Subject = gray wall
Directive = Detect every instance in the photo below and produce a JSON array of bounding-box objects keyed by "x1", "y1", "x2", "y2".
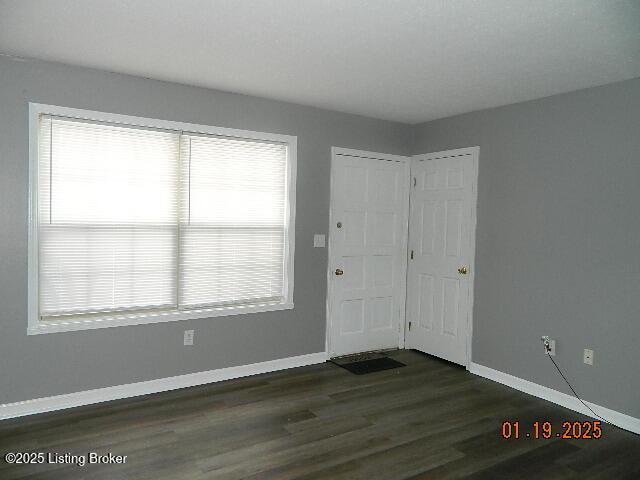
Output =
[
  {"x1": 412, "y1": 78, "x2": 640, "y2": 418},
  {"x1": 0, "y1": 56, "x2": 412, "y2": 404}
]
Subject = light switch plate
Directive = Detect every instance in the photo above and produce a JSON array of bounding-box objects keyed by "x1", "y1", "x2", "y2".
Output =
[{"x1": 313, "y1": 234, "x2": 326, "y2": 248}]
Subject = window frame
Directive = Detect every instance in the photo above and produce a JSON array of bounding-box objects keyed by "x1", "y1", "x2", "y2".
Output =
[{"x1": 27, "y1": 103, "x2": 296, "y2": 335}]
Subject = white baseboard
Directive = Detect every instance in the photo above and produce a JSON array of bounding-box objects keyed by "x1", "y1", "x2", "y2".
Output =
[
  {"x1": 0, "y1": 352, "x2": 328, "y2": 421},
  {"x1": 469, "y1": 362, "x2": 640, "y2": 435}
]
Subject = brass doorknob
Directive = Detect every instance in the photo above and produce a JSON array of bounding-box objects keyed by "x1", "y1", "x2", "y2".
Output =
[
  {"x1": 458, "y1": 266, "x2": 468, "y2": 275},
  {"x1": 335, "y1": 268, "x2": 344, "y2": 276}
]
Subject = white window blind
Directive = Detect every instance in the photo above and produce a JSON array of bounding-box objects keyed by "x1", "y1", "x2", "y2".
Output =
[
  {"x1": 179, "y1": 135, "x2": 287, "y2": 309},
  {"x1": 36, "y1": 113, "x2": 291, "y2": 326}
]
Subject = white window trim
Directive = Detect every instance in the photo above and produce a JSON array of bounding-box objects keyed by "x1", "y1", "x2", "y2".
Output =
[{"x1": 27, "y1": 103, "x2": 297, "y2": 335}]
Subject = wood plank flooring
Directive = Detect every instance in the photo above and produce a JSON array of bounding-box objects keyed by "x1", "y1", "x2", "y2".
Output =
[{"x1": 1, "y1": 350, "x2": 639, "y2": 479}]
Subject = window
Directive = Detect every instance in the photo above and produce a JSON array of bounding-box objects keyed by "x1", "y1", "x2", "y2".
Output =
[{"x1": 28, "y1": 104, "x2": 296, "y2": 334}]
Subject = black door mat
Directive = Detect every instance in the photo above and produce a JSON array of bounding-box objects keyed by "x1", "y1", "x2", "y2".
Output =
[{"x1": 331, "y1": 354, "x2": 406, "y2": 375}]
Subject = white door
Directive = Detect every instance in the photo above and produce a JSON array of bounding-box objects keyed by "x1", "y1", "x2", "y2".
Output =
[
  {"x1": 328, "y1": 148, "x2": 410, "y2": 357},
  {"x1": 405, "y1": 147, "x2": 478, "y2": 366}
]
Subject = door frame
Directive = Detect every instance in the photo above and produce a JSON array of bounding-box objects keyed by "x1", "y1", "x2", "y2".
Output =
[
  {"x1": 409, "y1": 146, "x2": 479, "y2": 369},
  {"x1": 325, "y1": 147, "x2": 411, "y2": 357}
]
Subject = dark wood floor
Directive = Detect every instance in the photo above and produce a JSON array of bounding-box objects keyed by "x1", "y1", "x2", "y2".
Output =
[{"x1": 1, "y1": 350, "x2": 639, "y2": 479}]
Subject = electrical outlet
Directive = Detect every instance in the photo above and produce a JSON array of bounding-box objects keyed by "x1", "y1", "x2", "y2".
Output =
[
  {"x1": 547, "y1": 339, "x2": 556, "y2": 356},
  {"x1": 541, "y1": 336, "x2": 555, "y2": 356},
  {"x1": 183, "y1": 329, "x2": 194, "y2": 346},
  {"x1": 583, "y1": 348, "x2": 594, "y2": 365}
]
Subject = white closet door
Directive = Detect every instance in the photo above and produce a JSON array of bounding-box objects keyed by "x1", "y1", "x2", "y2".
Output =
[
  {"x1": 406, "y1": 148, "x2": 478, "y2": 366},
  {"x1": 328, "y1": 150, "x2": 410, "y2": 357}
]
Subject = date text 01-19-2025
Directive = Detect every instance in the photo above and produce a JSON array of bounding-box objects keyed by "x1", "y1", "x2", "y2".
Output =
[{"x1": 501, "y1": 421, "x2": 603, "y2": 440}]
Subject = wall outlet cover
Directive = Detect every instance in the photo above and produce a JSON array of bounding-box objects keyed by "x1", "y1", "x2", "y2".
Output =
[
  {"x1": 541, "y1": 336, "x2": 555, "y2": 356},
  {"x1": 547, "y1": 339, "x2": 556, "y2": 356},
  {"x1": 584, "y1": 348, "x2": 594, "y2": 365},
  {"x1": 184, "y1": 330, "x2": 194, "y2": 346}
]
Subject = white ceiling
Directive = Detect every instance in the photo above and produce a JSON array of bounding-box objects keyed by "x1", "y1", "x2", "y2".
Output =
[{"x1": 1, "y1": 0, "x2": 639, "y2": 123}]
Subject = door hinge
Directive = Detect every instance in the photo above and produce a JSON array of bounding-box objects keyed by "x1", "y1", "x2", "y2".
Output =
[
  {"x1": 410, "y1": 250, "x2": 414, "y2": 260},
  {"x1": 408, "y1": 321, "x2": 412, "y2": 331},
  {"x1": 413, "y1": 177, "x2": 417, "y2": 187}
]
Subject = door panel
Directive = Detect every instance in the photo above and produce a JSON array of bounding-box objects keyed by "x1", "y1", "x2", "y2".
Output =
[
  {"x1": 406, "y1": 148, "x2": 477, "y2": 366},
  {"x1": 328, "y1": 151, "x2": 409, "y2": 357}
]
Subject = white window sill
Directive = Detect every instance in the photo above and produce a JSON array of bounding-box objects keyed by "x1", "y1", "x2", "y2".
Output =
[{"x1": 27, "y1": 302, "x2": 294, "y2": 335}]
